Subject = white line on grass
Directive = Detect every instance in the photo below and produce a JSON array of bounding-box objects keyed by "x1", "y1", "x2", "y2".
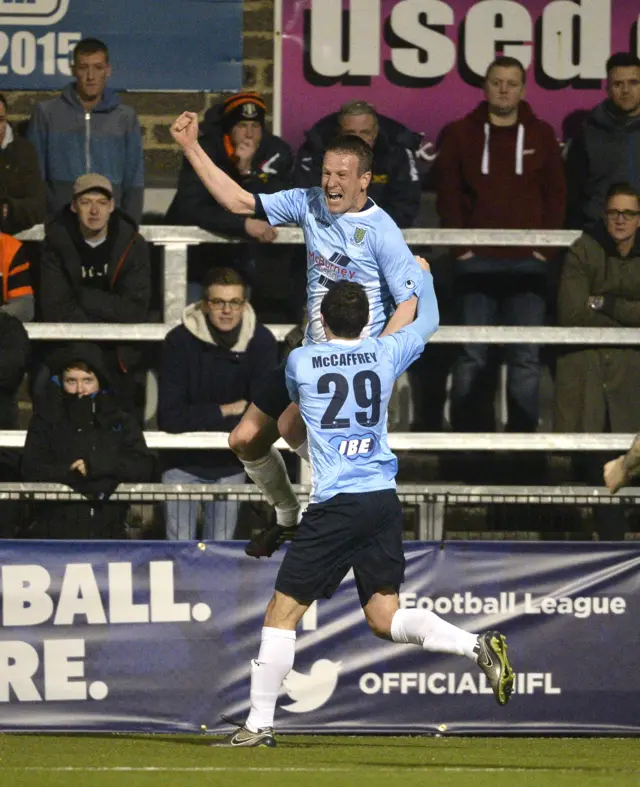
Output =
[
  {"x1": 13, "y1": 768, "x2": 347, "y2": 773},
  {"x1": 8, "y1": 766, "x2": 636, "y2": 775}
]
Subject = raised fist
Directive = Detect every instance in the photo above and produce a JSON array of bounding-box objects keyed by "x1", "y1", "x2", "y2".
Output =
[{"x1": 171, "y1": 111, "x2": 199, "y2": 149}]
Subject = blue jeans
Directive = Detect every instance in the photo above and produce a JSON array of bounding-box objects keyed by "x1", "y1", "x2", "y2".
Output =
[
  {"x1": 162, "y1": 467, "x2": 246, "y2": 540},
  {"x1": 450, "y1": 268, "x2": 547, "y2": 432}
]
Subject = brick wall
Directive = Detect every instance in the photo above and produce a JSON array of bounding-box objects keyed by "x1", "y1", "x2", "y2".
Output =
[{"x1": 5, "y1": 0, "x2": 275, "y2": 187}]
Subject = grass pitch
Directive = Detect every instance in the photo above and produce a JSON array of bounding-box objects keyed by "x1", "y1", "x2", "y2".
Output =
[{"x1": 0, "y1": 734, "x2": 638, "y2": 787}]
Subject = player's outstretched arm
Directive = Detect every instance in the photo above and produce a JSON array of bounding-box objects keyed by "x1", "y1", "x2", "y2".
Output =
[
  {"x1": 381, "y1": 295, "x2": 417, "y2": 337},
  {"x1": 170, "y1": 112, "x2": 256, "y2": 215},
  {"x1": 604, "y1": 433, "x2": 640, "y2": 494},
  {"x1": 380, "y1": 256, "x2": 429, "y2": 337},
  {"x1": 408, "y1": 259, "x2": 439, "y2": 343}
]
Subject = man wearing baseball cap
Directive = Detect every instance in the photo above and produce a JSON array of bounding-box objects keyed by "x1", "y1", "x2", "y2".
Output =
[
  {"x1": 37, "y1": 172, "x2": 151, "y2": 416},
  {"x1": 73, "y1": 173, "x2": 113, "y2": 201},
  {"x1": 166, "y1": 92, "x2": 298, "y2": 319}
]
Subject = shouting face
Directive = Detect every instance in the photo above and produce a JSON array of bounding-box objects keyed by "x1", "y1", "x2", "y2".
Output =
[{"x1": 321, "y1": 150, "x2": 371, "y2": 214}]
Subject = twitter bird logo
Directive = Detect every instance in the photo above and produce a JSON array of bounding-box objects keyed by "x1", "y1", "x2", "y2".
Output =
[{"x1": 281, "y1": 659, "x2": 341, "y2": 713}]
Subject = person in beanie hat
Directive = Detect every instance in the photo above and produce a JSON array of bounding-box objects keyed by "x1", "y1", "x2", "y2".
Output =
[
  {"x1": 165, "y1": 92, "x2": 297, "y2": 318},
  {"x1": 220, "y1": 92, "x2": 267, "y2": 131},
  {"x1": 219, "y1": 93, "x2": 268, "y2": 181},
  {"x1": 167, "y1": 91, "x2": 287, "y2": 240}
]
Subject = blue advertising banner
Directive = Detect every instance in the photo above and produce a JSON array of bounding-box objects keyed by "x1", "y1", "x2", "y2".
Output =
[
  {"x1": 0, "y1": 541, "x2": 638, "y2": 735},
  {"x1": 0, "y1": 0, "x2": 242, "y2": 90}
]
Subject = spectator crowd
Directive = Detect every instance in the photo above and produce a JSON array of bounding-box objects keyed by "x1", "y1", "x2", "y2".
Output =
[{"x1": 1, "y1": 38, "x2": 640, "y2": 541}]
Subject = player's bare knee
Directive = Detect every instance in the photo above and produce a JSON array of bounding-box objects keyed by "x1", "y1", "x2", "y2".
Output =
[
  {"x1": 230, "y1": 407, "x2": 280, "y2": 460},
  {"x1": 228, "y1": 423, "x2": 251, "y2": 457},
  {"x1": 364, "y1": 590, "x2": 398, "y2": 639},
  {"x1": 229, "y1": 421, "x2": 266, "y2": 460},
  {"x1": 365, "y1": 613, "x2": 393, "y2": 640},
  {"x1": 363, "y1": 605, "x2": 393, "y2": 639}
]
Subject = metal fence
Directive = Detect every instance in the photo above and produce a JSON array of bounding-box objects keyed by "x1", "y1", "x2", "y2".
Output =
[{"x1": 2, "y1": 483, "x2": 639, "y2": 542}]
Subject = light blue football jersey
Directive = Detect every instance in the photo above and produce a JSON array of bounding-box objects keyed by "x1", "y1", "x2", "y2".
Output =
[
  {"x1": 258, "y1": 187, "x2": 422, "y2": 344},
  {"x1": 286, "y1": 269, "x2": 439, "y2": 504}
]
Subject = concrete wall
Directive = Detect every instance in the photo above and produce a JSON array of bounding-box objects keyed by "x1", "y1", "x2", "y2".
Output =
[{"x1": 4, "y1": 0, "x2": 276, "y2": 188}]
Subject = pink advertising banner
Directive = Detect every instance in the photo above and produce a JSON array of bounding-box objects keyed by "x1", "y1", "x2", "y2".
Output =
[{"x1": 278, "y1": 0, "x2": 640, "y2": 164}]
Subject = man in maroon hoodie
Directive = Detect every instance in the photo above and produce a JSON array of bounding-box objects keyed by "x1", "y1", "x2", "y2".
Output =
[{"x1": 436, "y1": 56, "x2": 566, "y2": 433}]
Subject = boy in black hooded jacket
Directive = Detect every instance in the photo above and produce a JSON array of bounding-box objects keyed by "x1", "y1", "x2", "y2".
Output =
[{"x1": 22, "y1": 342, "x2": 154, "y2": 538}]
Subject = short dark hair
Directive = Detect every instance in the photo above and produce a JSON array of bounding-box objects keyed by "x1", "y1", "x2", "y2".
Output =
[
  {"x1": 325, "y1": 134, "x2": 373, "y2": 176},
  {"x1": 606, "y1": 182, "x2": 640, "y2": 205},
  {"x1": 73, "y1": 38, "x2": 109, "y2": 64},
  {"x1": 321, "y1": 281, "x2": 369, "y2": 339},
  {"x1": 0, "y1": 94, "x2": 7, "y2": 114},
  {"x1": 202, "y1": 266, "x2": 247, "y2": 293},
  {"x1": 606, "y1": 52, "x2": 640, "y2": 75},
  {"x1": 62, "y1": 361, "x2": 93, "y2": 375},
  {"x1": 485, "y1": 56, "x2": 526, "y2": 85}
]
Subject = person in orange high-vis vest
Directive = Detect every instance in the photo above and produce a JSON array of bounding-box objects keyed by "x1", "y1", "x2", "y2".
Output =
[{"x1": 0, "y1": 232, "x2": 34, "y2": 322}]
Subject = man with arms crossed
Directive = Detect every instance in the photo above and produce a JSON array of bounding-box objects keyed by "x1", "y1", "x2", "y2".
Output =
[
  {"x1": 171, "y1": 112, "x2": 422, "y2": 534},
  {"x1": 215, "y1": 259, "x2": 514, "y2": 747}
]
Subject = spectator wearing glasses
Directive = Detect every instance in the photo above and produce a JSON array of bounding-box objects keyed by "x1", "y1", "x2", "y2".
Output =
[
  {"x1": 158, "y1": 266, "x2": 278, "y2": 540},
  {"x1": 566, "y1": 52, "x2": 640, "y2": 230},
  {"x1": 555, "y1": 182, "x2": 640, "y2": 538}
]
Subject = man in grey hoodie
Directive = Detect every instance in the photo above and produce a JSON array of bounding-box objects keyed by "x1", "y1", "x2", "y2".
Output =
[
  {"x1": 27, "y1": 37, "x2": 144, "y2": 222},
  {"x1": 566, "y1": 52, "x2": 640, "y2": 230}
]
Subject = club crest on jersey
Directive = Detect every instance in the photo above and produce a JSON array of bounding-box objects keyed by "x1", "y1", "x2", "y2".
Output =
[{"x1": 353, "y1": 227, "x2": 367, "y2": 245}]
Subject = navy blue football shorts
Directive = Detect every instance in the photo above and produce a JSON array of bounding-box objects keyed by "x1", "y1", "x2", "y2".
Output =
[
  {"x1": 275, "y1": 488, "x2": 405, "y2": 608},
  {"x1": 252, "y1": 361, "x2": 291, "y2": 421}
]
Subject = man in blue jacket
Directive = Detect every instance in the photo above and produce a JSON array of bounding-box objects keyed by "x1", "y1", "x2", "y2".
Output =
[
  {"x1": 158, "y1": 266, "x2": 278, "y2": 540},
  {"x1": 28, "y1": 38, "x2": 144, "y2": 222}
]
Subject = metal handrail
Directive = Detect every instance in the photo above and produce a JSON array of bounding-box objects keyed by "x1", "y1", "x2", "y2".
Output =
[
  {"x1": 0, "y1": 482, "x2": 634, "y2": 503},
  {"x1": 17, "y1": 225, "x2": 582, "y2": 246},
  {"x1": 0, "y1": 431, "x2": 635, "y2": 451},
  {"x1": 23, "y1": 323, "x2": 640, "y2": 345},
  {"x1": 19, "y1": 224, "x2": 632, "y2": 344}
]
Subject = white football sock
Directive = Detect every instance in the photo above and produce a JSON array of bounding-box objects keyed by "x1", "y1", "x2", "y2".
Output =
[
  {"x1": 241, "y1": 446, "x2": 300, "y2": 526},
  {"x1": 246, "y1": 627, "x2": 296, "y2": 732},
  {"x1": 390, "y1": 608, "x2": 478, "y2": 661},
  {"x1": 294, "y1": 440, "x2": 309, "y2": 463}
]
